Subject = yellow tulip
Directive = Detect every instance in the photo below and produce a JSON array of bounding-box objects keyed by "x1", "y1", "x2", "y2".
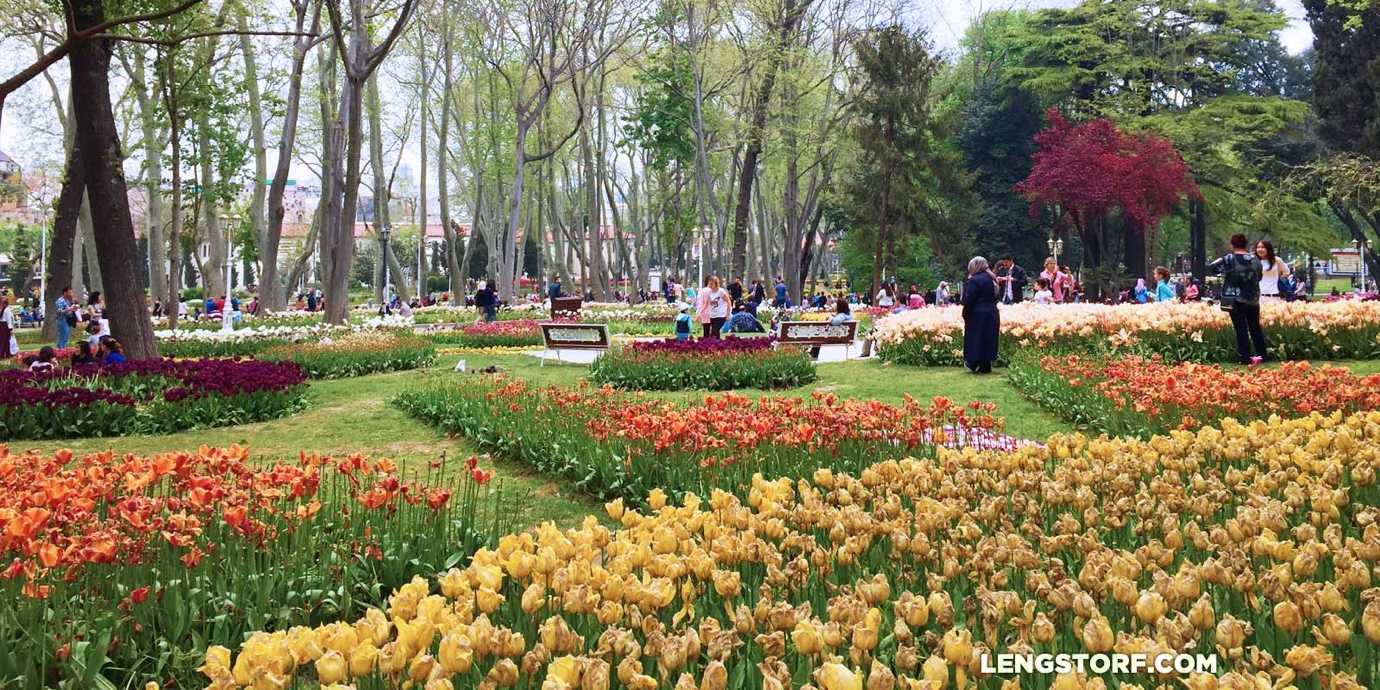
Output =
[
  {"x1": 548, "y1": 655, "x2": 582, "y2": 686},
  {"x1": 816, "y1": 662, "x2": 863, "y2": 690},
  {"x1": 314, "y1": 651, "x2": 348, "y2": 685},
  {"x1": 438, "y1": 633, "x2": 474, "y2": 674}
]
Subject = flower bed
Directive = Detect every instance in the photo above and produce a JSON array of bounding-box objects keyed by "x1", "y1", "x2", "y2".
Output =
[
  {"x1": 259, "y1": 332, "x2": 437, "y2": 379},
  {"x1": 1010, "y1": 354, "x2": 1380, "y2": 437},
  {"x1": 589, "y1": 337, "x2": 816, "y2": 391},
  {"x1": 425, "y1": 319, "x2": 546, "y2": 348},
  {"x1": 209, "y1": 410, "x2": 1380, "y2": 690},
  {"x1": 0, "y1": 445, "x2": 498, "y2": 686},
  {"x1": 0, "y1": 358, "x2": 309, "y2": 439},
  {"x1": 155, "y1": 315, "x2": 414, "y2": 358},
  {"x1": 394, "y1": 376, "x2": 1003, "y2": 503},
  {"x1": 875, "y1": 300, "x2": 1380, "y2": 366}
]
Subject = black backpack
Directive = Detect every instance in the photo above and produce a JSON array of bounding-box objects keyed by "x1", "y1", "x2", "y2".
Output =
[{"x1": 1220, "y1": 254, "x2": 1258, "y2": 310}]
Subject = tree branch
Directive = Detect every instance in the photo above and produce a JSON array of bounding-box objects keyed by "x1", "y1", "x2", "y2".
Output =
[{"x1": 94, "y1": 29, "x2": 319, "y2": 46}]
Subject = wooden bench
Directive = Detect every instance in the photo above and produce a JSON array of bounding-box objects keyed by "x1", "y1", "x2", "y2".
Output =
[
  {"x1": 535, "y1": 322, "x2": 609, "y2": 366},
  {"x1": 776, "y1": 320, "x2": 859, "y2": 362},
  {"x1": 551, "y1": 296, "x2": 583, "y2": 319}
]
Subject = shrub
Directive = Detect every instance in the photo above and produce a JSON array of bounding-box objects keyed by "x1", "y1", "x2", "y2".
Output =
[
  {"x1": 588, "y1": 337, "x2": 816, "y2": 390},
  {"x1": 0, "y1": 358, "x2": 309, "y2": 439},
  {"x1": 259, "y1": 333, "x2": 436, "y2": 379},
  {"x1": 394, "y1": 375, "x2": 1008, "y2": 503}
]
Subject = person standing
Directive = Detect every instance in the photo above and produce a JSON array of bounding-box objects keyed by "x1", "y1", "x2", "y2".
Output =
[
  {"x1": 961, "y1": 257, "x2": 1000, "y2": 374},
  {"x1": 0, "y1": 293, "x2": 14, "y2": 358},
  {"x1": 474, "y1": 281, "x2": 498, "y2": 322},
  {"x1": 547, "y1": 275, "x2": 563, "y2": 301},
  {"x1": 728, "y1": 277, "x2": 744, "y2": 303},
  {"x1": 875, "y1": 284, "x2": 895, "y2": 309},
  {"x1": 696, "y1": 276, "x2": 730, "y2": 338},
  {"x1": 54, "y1": 286, "x2": 79, "y2": 348},
  {"x1": 1154, "y1": 267, "x2": 1176, "y2": 303},
  {"x1": 773, "y1": 277, "x2": 789, "y2": 308},
  {"x1": 1210, "y1": 234, "x2": 1267, "y2": 364},
  {"x1": 935, "y1": 281, "x2": 950, "y2": 306},
  {"x1": 1039, "y1": 258, "x2": 1071, "y2": 303},
  {"x1": 993, "y1": 257, "x2": 1027, "y2": 304},
  {"x1": 1256, "y1": 240, "x2": 1290, "y2": 300}
]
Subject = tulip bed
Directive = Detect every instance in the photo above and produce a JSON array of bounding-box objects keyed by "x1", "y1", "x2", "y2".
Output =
[
  {"x1": 1009, "y1": 354, "x2": 1380, "y2": 437},
  {"x1": 875, "y1": 301, "x2": 1380, "y2": 366},
  {"x1": 0, "y1": 358, "x2": 309, "y2": 440},
  {"x1": 207, "y1": 410, "x2": 1380, "y2": 690},
  {"x1": 393, "y1": 376, "x2": 1003, "y2": 504},
  {"x1": 0, "y1": 445, "x2": 502, "y2": 688},
  {"x1": 588, "y1": 338, "x2": 816, "y2": 391},
  {"x1": 425, "y1": 320, "x2": 546, "y2": 348},
  {"x1": 259, "y1": 333, "x2": 437, "y2": 379},
  {"x1": 155, "y1": 316, "x2": 415, "y2": 358}
]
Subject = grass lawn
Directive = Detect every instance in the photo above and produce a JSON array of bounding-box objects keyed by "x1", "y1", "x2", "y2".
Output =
[{"x1": 13, "y1": 350, "x2": 1380, "y2": 530}]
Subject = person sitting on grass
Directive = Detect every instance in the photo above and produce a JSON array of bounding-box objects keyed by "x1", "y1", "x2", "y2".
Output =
[
  {"x1": 100, "y1": 336, "x2": 127, "y2": 365},
  {"x1": 674, "y1": 304, "x2": 693, "y2": 341},
  {"x1": 720, "y1": 302, "x2": 765, "y2": 335},
  {"x1": 29, "y1": 346, "x2": 57, "y2": 373},
  {"x1": 70, "y1": 341, "x2": 98, "y2": 366}
]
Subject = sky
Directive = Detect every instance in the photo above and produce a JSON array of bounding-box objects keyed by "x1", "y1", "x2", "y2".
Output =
[{"x1": 0, "y1": 0, "x2": 1317, "y2": 175}]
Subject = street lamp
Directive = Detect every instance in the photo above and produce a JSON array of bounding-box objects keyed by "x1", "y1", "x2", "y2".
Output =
[
  {"x1": 693, "y1": 226, "x2": 709, "y2": 289},
  {"x1": 380, "y1": 225, "x2": 391, "y2": 310},
  {"x1": 1047, "y1": 236, "x2": 1064, "y2": 267},
  {"x1": 219, "y1": 214, "x2": 240, "y2": 333},
  {"x1": 1354, "y1": 238, "x2": 1370, "y2": 293}
]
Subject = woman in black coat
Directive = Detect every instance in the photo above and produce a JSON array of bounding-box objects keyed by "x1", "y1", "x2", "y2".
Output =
[{"x1": 961, "y1": 256, "x2": 1000, "y2": 373}]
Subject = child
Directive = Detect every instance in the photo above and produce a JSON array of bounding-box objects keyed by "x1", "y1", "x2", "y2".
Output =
[
  {"x1": 29, "y1": 346, "x2": 56, "y2": 373},
  {"x1": 1032, "y1": 278, "x2": 1055, "y2": 305},
  {"x1": 674, "y1": 304, "x2": 693, "y2": 341},
  {"x1": 71, "y1": 341, "x2": 98, "y2": 366},
  {"x1": 1154, "y1": 266, "x2": 1176, "y2": 303}
]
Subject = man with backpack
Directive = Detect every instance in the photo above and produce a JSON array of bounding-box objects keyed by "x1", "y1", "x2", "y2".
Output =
[{"x1": 1209, "y1": 233, "x2": 1268, "y2": 364}]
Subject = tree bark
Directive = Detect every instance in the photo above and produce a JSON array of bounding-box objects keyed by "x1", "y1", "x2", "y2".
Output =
[
  {"x1": 69, "y1": 0, "x2": 158, "y2": 358},
  {"x1": 239, "y1": 12, "x2": 269, "y2": 297},
  {"x1": 43, "y1": 138, "x2": 84, "y2": 341},
  {"x1": 728, "y1": 0, "x2": 804, "y2": 279},
  {"x1": 261, "y1": 2, "x2": 317, "y2": 311},
  {"x1": 126, "y1": 47, "x2": 167, "y2": 306},
  {"x1": 437, "y1": 29, "x2": 464, "y2": 303}
]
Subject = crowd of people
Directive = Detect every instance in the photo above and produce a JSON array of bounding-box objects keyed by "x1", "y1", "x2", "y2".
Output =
[{"x1": 957, "y1": 234, "x2": 1315, "y2": 374}]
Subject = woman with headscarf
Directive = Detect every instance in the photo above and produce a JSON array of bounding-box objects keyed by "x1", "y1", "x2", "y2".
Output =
[{"x1": 961, "y1": 257, "x2": 1000, "y2": 374}]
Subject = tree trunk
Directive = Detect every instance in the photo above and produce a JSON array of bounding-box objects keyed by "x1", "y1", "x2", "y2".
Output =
[
  {"x1": 69, "y1": 1, "x2": 158, "y2": 358},
  {"x1": 1189, "y1": 197, "x2": 1207, "y2": 283},
  {"x1": 127, "y1": 47, "x2": 167, "y2": 306},
  {"x1": 195, "y1": 115, "x2": 228, "y2": 298},
  {"x1": 78, "y1": 200, "x2": 100, "y2": 293},
  {"x1": 728, "y1": 0, "x2": 803, "y2": 279},
  {"x1": 43, "y1": 138, "x2": 84, "y2": 341},
  {"x1": 366, "y1": 72, "x2": 411, "y2": 304},
  {"x1": 239, "y1": 12, "x2": 269, "y2": 297},
  {"x1": 261, "y1": 4, "x2": 316, "y2": 312},
  {"x1": 437, "y1": 31, "x2": 464, "y2": 304}
]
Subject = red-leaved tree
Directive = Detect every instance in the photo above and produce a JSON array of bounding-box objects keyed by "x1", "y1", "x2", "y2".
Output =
[{"x1": 1016, "y1": 110, "x2": 1199, "y2": 298}]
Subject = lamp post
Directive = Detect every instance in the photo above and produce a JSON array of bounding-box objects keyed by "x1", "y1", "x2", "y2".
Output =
[
  {"x1": 693, "y1": 226, "x2": 708, "y2": 289},
  {"x1": 219, "y1": 214, "x2": 240, "y2": 333},
  {"x1": 380, "y1": 225, "x2": 391, "y2": 309},
  {"x1": 1047, "y1": 236, "x2": 1064, "y2": 268},
  {"x1": 1355, "y1": 238, "x2": 1370, "y2": 293}
]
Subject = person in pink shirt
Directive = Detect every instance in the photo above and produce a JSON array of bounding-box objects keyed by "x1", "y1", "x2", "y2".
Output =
[{"x1": 1039, "y1": 257, "x2": 1072, "y2": 303}]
